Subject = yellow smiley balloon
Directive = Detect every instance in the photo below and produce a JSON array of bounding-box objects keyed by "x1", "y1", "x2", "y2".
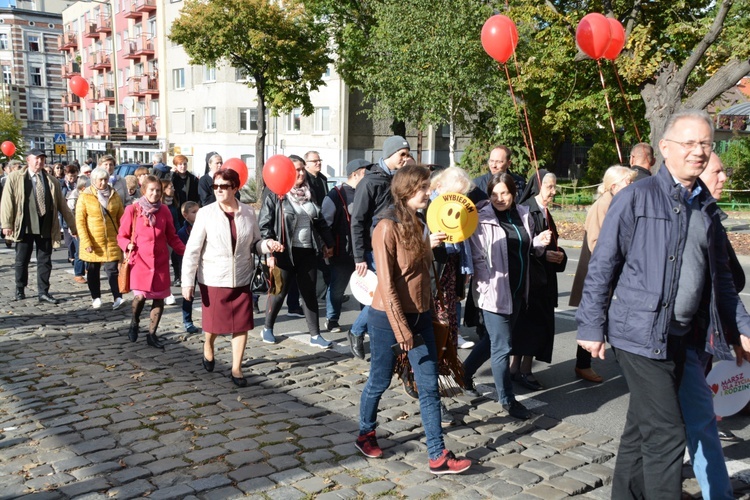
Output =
[{"x1": 426, "y1": 193, "x2": 479, "y2": 243}]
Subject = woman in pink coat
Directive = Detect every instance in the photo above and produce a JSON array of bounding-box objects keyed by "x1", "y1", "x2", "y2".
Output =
[{"x1": 118, "y1": 175, "x2": 185, "y2": 348}]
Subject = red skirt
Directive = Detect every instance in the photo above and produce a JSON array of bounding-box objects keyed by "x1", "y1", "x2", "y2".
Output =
[{"x1": 199, "y1": 283, "x2": 254, "y2": 334}]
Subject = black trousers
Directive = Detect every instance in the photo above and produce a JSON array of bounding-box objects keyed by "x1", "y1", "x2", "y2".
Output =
[
  {"x1": 15, "y1": 233, "x2": 53, "y2": 294},
  {"x1": 612, "y1": 337, "x2": 687, "y2": 500},
  {"x1": 86, "y1": 261, "x2": 121, "y2": 300},
  {"x1": 265, "y1": 247, "x2": 320, "y2": 336}
]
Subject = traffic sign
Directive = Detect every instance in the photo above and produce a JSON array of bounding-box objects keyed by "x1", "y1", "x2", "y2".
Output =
[
  {"x1": 54, "y1": 144, "x2": 67, "y2": 155},
  {"x1": 53, "y1": 133, "x2": 67, "y2": 145}
]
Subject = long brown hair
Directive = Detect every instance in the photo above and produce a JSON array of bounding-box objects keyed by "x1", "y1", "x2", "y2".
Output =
[{"x1": 389, "y1": 164, "x2": 430, "y2": 260}]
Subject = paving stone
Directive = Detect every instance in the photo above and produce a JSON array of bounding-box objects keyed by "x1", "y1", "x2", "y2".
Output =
[
  {"x1": 564, "y1": 469, "x2": 604, "y2": 488},
  {"x1": 110, "y1": 466, "x2": 152, "y2": 483},
  {"x1": 520, "y1": 460, "x2": 568, "y2": 479},
  {"x1": 23, "y1": 472, "x2": 76, "y2": 490},
  {"x1": 491, "y1": 453, "x2": 532, "y2": 468},
  {"x1": 545, "y1": 453, "x2": 586, "y2": 471},
  {"x1": 565, "y1": 445, "x2": 615, "y2": 465},
  {"x1": 70, "y1": 461, "x2": 123, "y2": 480},
  {"x1": 184, "y1": 446, "x2": 226, "y2": 463},
  {"x1": 262, "y1": 442, "x2": 299, "y2": 457},
  {"x1": 315, "y1": 488, "x2": 358, "y2": 499},
  {"x1": 146, "y1": 458, "x2": 189, "y2": 475},
  {"x1": 399, "y1": 483, "x2": 444, "y2": 499},
  {"x1": 546, "y1": 475, "x2": 590, "y2": 495},
  {"x1": 236, "y1": 477, "x2": 277, "y2": 494},
  {"x1": 268, "y1": 455, "x2": 301, "y2": 471},
  {"x1": 229, "y1": 463, "x2": 277, "y2": 482},
  {"x1": 499, "y1": 467, "x2": 543, "y2": 487},
  {"x1": 146, "y1": 484, "x2": 196, "y2": 500},
  {"x1": 188, "y1": 474, "x2": 232, "y2": 492},
  {"x1": 358, "y1": 480, "x2": 398, "y2": 496},
  {"x1": 58, "y1": 477, "x2": 110, "y2": 497},
  {"x1": 293, "y1": 476, "x2": 331, "y2": 494},
  {"x1": 520, "y1": 444, "x2": 557, "y2": 460},
  {"x1": 523, "y1": 483, "x2": 570, "y2": 499},
  {"x1": 269, "y1": 467, "x2": 312, "y2": 485},
  {"x1": 265, "y1": 485, "x2": 307, "y2": 500},
  {"x1": 578, "y1": 463, "x2": 615, "y2": 484},
  {"x1": 225, "y1": 450, "x2": 265, "y2": 467},
  {"x1": 106, "y1": 479, "x2": 154, "y2": 499}
]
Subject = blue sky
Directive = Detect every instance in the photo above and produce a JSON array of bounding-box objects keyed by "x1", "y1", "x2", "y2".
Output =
[{"x1": 0, "y1": 0, "x2": 15, "y2": 7}]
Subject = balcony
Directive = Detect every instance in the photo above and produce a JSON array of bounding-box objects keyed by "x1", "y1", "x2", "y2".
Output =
[
  {"x1": 57, "y1": 31, "x2": 77, "y2": 51},
  {"x1": 62, "y1": 93, "x2": 81, "y2": 108},
  {"x1": 90, "y1": 85, "x2": 115, "y2": 103},
  {"x1": 91, "y1": 119, "x2": 109, "y2": 137},
  {"x1": 127, "y1": 73, "x2": 158, "y2": 97},
  {"x1": 124, "y1": 0, "x2": 156, "y2": 19},
  {"x1": 123, "y1": 35, "x2": 155, "y2": 59},
  {"x1": 62, "y1": 61, "x2": 81, "y2": 79},
  {"x1": 89, "y1": 51, "x2": 112, "y2": 70},
  {"x1": 127, "y1": 115, "x2": 158, "y2": 136},
  {"x1": 84, "y1": 15, "x2": 112, "y2": 38},
  {"x1": 64, "y1": 121, "x2": 83, "y2": 138}
]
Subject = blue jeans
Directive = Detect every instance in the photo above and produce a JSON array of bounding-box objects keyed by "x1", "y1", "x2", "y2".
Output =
[
  {"x1": 462, "y1": 306, "x2": 519, "y2": 405},
  {"x1": 326, "y1": 257, "x2": 354, "y2": 321},
  {"x1": 679, "y1": 347, "x2": 733, "y2": 499},
  {"x1": 359, "y1": 308, "x2": 444, "y2": 460},
  {"x1": 350, "y1": 252, "x2": 375, "y2": 336},
  {"x1": 73, "y1": 238, "x2": 86, "y2": 277}
]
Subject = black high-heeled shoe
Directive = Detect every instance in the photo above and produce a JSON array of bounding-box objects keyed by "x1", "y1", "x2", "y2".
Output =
[
  {"x1": 230, "y1": 374, "x2": 247, "y2": 387},
  {"x1": 128, "y1": 323, "x2": 139, "y2": 342},
  {"x1": 146, "y1": 333, "x2": 164, "y2": 349},
  {"x1": 202, "y1": 357, "x2": 215, "y2": 372}
]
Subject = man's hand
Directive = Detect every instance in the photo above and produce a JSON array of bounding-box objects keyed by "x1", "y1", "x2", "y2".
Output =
[
  {"x1": 322, "y1": 246, "x2": 334, "y2": 259},
  {"x1": 267, "y1": 256, "x2": 276, "y2": 270},
  {"x1": 182, "y1": 286, "x2": 194, "y2": 302},
  {"x1": 2, "y1": 228, "x2": 11, "y2": 237},
  {"x1": 577, "y1": 340, "x2": 606, "y2": 360},
  {"x1": 355, "y1": 261, "x2": 368, "y2": 277},
  {"x1": 545, "y1": 250, "x2": 564, "y2": 264},
  {"x1": 86, "y1": 247, "x2": 93, "y2": 253}
]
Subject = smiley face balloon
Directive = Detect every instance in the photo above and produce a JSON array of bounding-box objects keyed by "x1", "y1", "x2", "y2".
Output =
[{"x1": 426, "y1": 193, "x2": 479, "y2": 243}]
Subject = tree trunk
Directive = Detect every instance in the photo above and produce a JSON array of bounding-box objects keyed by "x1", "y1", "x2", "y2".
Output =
[
  {"x1": 256, "y1": 81, "x2": 267, "y2": 199},
  {"x1": 416, "y1": 128, "x2": 422, "y2": 163}
]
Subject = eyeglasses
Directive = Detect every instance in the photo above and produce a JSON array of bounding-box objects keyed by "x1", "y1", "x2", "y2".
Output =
[
  {"x1": 663, "y1": 139, "x2": 714, "y2": 152},
  {"x1": 307, "y1": 159, "x2": 322, "y2": 163},
  {"x1": 212, "y1": 183, "x2": 232, "y2": 191}
]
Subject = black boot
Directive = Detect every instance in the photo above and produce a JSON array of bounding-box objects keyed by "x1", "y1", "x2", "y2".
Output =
[
  {"x1": 348, "y1": 331, "x2": 365, "y2": 359},
  {"x1": 146, "y1": 333, "x2": 164, "y2": 349},
  {"x1": 128, "y1": 322, "x2": 139, "y2": 342}
]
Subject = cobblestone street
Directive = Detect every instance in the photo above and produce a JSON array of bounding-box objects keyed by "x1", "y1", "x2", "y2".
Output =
[{"x1": 1, "y1": 244, "x2": 749, "y2": 499}]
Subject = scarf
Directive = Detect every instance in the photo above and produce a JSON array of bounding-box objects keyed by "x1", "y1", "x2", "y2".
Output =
[
  {"x1": 137, "y1": 196, "x2": 162, "y2": 226},
  {"x1": 288, "y1": 183, "x2": 311, "y2": 205},
  {"x1": 96, "y1": 185, "x2": 112, "y2": 209},
  {"x1": 164, "y1": 195, "x2": 174, "y2": 206}
]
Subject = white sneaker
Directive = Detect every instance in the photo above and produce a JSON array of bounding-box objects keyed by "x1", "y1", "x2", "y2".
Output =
[
  {"x1": 165, "y1": 294, "x2": 176, "y2": 305},
  {"x1": 112, "y1": 297, "x2": 123, "y2": 310},
  {"x1": 92, "y1": 298, "x2": 102, "y2": 309},
  {"x1": 457, "y1": 335, "x2": 474, "y2": 349}
]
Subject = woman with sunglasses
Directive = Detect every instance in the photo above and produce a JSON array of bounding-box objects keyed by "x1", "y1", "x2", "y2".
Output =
[
  {"x1": 258, "y1": 156, "x2": 335, "y2": 348},
  {"x1": 182, "y1": 169, "x2": 282, "y2": 387}
]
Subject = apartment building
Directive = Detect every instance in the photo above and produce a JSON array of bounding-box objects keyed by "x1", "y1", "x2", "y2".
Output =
[
  {"x1": 60, "y1": 0, "x2": 160, "y2": 164},
  {"x1": 0, "y1": 6, "x2": 65, "y2": 157}
]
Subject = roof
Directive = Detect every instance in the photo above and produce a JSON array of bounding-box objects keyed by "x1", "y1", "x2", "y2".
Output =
[{"x1": 718, "y1": 103, "x2": 750, "y2": 116}]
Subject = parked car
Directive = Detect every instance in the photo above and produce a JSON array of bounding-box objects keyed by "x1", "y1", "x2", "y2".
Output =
[
  {"x1": 326, "y1": 177, "x2": 347, "y2": 191},
  {"x1": 114, "y1": 163, "x2": 142, "y2": 178}
]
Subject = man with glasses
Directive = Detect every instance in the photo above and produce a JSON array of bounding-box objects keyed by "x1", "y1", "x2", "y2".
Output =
[
  {"x1": 577, "y1": 110, "x2": 750, "y2": 499},
  {"x1": 348, "y1": 135, "x2": 410, "y2": 359},
  {"x1": 304, "y1": 151, "x2": 328, "y2": 208},
  {"x1": 473, "y1": 146, "x2": 525, "y2": 196},
  {"x1": 1, "y1": 149, "x2": 77, "y2": 304}
]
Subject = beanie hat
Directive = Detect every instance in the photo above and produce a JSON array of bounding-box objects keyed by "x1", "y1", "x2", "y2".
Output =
[
  {"x1": 346, "y1": 158, "x2": 371, "y2": 176},
  {"x1": 382, "y1": 136, "x2": 410, "y2": 160}
]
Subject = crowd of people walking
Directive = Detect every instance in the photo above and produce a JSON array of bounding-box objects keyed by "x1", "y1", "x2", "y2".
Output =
[{"x1": 0, "y1": 109, "x2": 747, "y2": 486}]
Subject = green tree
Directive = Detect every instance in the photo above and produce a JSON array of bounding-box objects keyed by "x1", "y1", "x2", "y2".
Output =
[
  {"x1": 720, "y1": 137, "x2": 750, "y2": 192},
  {"x1": 170, "y1": 0, "x2": 330, "y2": 191},
  {"x1": 0, "y1": 107, "x2": 24, "y2": 160}
]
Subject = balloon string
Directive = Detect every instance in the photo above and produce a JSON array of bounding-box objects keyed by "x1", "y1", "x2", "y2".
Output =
[
  {"x1": 278, "y1": 195, "x2": 285, "y2": 248},
  {"x1": 500, "y1": 63, "x2": 536, "y2": 174},
  {"x1": 597, "y1": 60, "x2": 623, "y2": 165},
  {"x1": 610, "y1": 60, "x2": 642, "y2": 142}
]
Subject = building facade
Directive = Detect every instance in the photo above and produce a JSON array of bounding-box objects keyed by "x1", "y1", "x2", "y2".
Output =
[{"x1": 0, "y1": 6, "x2": 65, "y2": 158}]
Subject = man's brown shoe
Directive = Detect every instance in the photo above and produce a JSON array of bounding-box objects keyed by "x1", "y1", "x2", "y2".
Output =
[
  {"x1": 74, "y1": 276, "x2": 86, "y2": 284},
  {"x1": 575, "y1": 367, "x2": 603, "y2": 383}
]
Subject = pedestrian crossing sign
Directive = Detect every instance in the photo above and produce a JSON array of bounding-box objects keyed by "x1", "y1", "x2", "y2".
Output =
[
  {"x1": 53, "y1": 133, "x2": 66, "y2": 145},
  {"x1": 54, "y1": 144, "x2": 67, "y2": 155}
]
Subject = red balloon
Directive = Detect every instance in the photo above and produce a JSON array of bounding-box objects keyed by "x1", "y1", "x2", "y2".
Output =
[
  {"x1": 69, "y1": 76, "x2": 89, "y2": 99},
  {"x1": 262, "y1": 155, "x2": 296, "y2": 196},
  {"x1": 481, "y1": 15, "x2": 519, "y2": 64},
  {"x1": 603, "y1": 18, "x2": 625, "y2": 60},
  {"x1": 223, "y1": 157, "x2": 248, "y2": 187},
  {"x1": 576, "y1": 13, "x2": 612, "y2": 60},
  {"x1": 1, "y1": 141, "x2": 15, "y2": 157}
]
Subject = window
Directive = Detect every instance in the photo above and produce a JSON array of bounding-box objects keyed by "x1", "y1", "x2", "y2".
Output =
[
  {"x1": 2, "y1": 65, "x2": 11, "y2": 84},
  {"x1": 322, "y1": 65, "x2": 331, "y2": 79},
  {"x1": 31, "y1": 101, "x2": 44, "y2": 121},
  {"x1": 285, "y1": 108, "x2": 301, "y2": 132},
  {"x1": 172, "y1": 68, "x2": 184, "y2": 89},
  {"x1": 171, "y1": 110, "x2": 185, "y2": 133},
  {"x1": 204, "y1": 107, "x2": 216, "y2": 131},
  {"x1": 0, "y1": 33, "x2": 8, "y2": 50},
  {"x1": 28, "y1": 35, "x2": 40, "y2": 52},
  {"x1": 239, "y1": 108, "x2": 258, "y2": 132},
  {"x1": 314, "y1": 107, "x2": 330, "y2": 133},
  {"x1": 115, "y1": 34, "x2": 121, "y2": 51},
  {"x1": 236, "y1": 67, "x2": 248, "y2": 81},
  {"x1": 30, "y1": 136, "x2": 46, "y2": 150},
  {"x1": 150, "y1": 99, "x2": 159, "y2": 117},
  {"x1": 147, "y1": 17, "x2": 156, "y2": 38},
  {"x1": 203, "y1": 65, "x2": 215, "y2": 83},
  {"x1": 30, "y1": 66, "x2": 42, "y2": 86}
]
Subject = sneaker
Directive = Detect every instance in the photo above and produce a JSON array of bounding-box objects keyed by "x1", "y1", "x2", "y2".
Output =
[
  {"x1": 718, "y1": 430, "x2": 741, "y2": 442},
  {"x1": 74, "y1": 275, "x2": 86, "y2": 284},
  {"x1": 92, "y1": 298, "x2": 102, "y2": 309},
  {"x1": 112, "y1": 297, "x2": 123, "y2": 310},
  {"x1": 440, "y1": 402, "x2": 455, "y2": 427},
  {"x1": 261, "y1": 328, "x2": 276, "y2": 344},
  {"x1": 287, "y1": 307, "x2": 304, "y2": 318},
  {"x1": 462, "y1": 379, "x2": 481, "y2": 398},
  {"x1": 355, "y1": 431, "x2": 383, "y2": 458},
  {"x1": 457, "y1": 335, "x2": 475, "y2": 349},
  {"x1": 325, "y1": 319, "x2": 341, "y2": 333},
  {"x1": 185, "y1": 324, "x2": 200, "y2": 334},
  {"x1": 503, "y1": 400, "x2": 531, "y2": 420},
  {"x1": 429, "y1": 449, "x2": 471, "y2": 475},
  {"x1": 165, "y1": 294, "x2": 176, "y2": 305},
  {"x1": 310, "y1": 335, "x2": 332, "y2": 349},
  {"x1": 173, "y1": 278, "x2": 182, "y2": 287}
]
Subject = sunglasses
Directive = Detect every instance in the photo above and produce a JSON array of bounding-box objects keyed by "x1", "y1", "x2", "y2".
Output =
[{"x1": 212, "y1": 183, "x2": 233, "y2": 191}]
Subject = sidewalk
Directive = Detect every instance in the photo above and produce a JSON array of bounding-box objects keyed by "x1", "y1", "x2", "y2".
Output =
[{"x1": 0, "y1": 244, "x2": 745, "y2": 499}]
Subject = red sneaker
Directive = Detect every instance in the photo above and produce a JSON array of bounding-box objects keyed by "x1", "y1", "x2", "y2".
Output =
[
  {"x1": 429, "y1": 449, "x2": 471, "y2": 475},
  {"x1": 354, "y1": 430, "x2": 383, "y2": 458}
]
